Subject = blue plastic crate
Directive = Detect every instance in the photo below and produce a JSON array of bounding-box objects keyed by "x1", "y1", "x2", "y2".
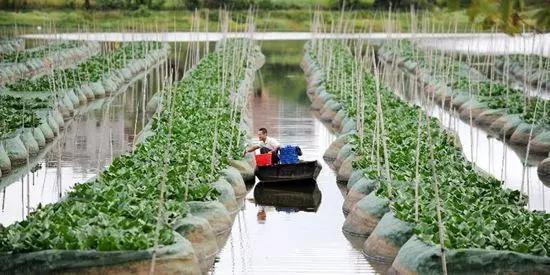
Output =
[{"x1": 279, "y1": 145, "x2": 300, "y2": 164}]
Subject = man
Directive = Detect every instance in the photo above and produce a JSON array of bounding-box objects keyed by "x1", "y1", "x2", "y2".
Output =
[{"x1": 243, "y1": 128, "x2": 281, "y2": 163}]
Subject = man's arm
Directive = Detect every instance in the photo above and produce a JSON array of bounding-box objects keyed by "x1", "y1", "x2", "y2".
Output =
[{"x1": 243, "y1": 145, "x2": 260, "y2": 156}]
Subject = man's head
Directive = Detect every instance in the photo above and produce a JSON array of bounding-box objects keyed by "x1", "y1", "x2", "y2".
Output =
[{"x1": 258, "y1": 128, "x2": 268, "y2": 142}]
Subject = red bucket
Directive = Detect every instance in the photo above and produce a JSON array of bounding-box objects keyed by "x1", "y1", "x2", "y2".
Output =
[{"x1": 255, "y1": 153, "x2": 272, "y2": 167}]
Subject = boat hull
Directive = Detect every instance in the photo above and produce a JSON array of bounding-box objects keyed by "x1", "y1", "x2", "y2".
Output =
[{"x1": 254, "y1": 160, "x2": 322, "y2": 183}]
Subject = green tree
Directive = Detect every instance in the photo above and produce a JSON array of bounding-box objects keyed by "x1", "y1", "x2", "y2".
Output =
[{"x1": 468, "y1": 0, "x2": 550, "y2": 34}]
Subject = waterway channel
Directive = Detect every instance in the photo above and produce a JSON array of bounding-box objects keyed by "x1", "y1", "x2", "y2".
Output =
[
  {"x1": 211, "y1": 40, "x2": 389, "y2": 274},
  {"x1": 2, "y1": 37, "x2": 547, "y2": 274}
]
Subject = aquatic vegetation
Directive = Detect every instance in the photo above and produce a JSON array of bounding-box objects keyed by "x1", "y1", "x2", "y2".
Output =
[
  {"x1": 0, "y1": 41, "x2": 80, "y2": 63},
  {"x1": 0, "y1": 95, "x2": 50, "y2": 137},
  {"x1": 0, "y1": 39, "x2": 259, "y2": 253},
  {"x1": 307, "y1": 40, "x2": 550, "y2": 256},
  {"x1": 6, "y1": 42, "x2": 162, "y2": 92}
]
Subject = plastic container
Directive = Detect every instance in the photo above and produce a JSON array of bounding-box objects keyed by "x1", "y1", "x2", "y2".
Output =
[
  {"x1": 279, "y1": 145, "x2": 300, "y2": 164},
  {"x1": 255, "y1": 153, "x2": 272, "y2": 166}
]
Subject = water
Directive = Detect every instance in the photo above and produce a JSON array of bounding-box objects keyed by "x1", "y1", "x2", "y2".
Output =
[
  {"x1": 0, "y1": 75, "x2": 158, "y2": 226},
  {"x1": 383, "y1": 64, "x2": 550, "y2": 212},
  {"x1": 211, "y1": 41, "x2": 388, "y2": 274},
  {"x1": 2, "y1": 36, "x2": 547, "y2": 272},
  {"x1": 22, "y1": 32, "x2": 550, "y2": 58}
]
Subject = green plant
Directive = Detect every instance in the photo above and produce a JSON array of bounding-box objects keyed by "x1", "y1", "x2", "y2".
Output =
[
  {"x1": 308, "y1": 40, "x2": 550, "y2": 256},
  {"x1": 0, "y1": 39, "x2": 258, "y2": 253},
  {"x1": 0, "y1": 95, "x2": 50, "y2": 138}
]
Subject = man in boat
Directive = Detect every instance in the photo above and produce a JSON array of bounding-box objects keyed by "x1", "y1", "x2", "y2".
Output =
[{"x1": 243, "y1": 128, "x2": 281, "y2": 163}]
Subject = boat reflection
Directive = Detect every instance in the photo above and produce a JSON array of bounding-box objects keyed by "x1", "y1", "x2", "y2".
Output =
[{"x1": 253, "y1": 180, "x2": 322, "y2": 212}]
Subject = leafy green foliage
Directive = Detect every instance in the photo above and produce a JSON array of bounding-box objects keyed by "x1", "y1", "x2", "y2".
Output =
[
  {"x1": 0, "y1": 39, "x2": 256, "y2": 253},
  {"x1": 454, "y1": 77, "x2": 549, "y2": 125},
  {"x1": 7, "y1": 42, "x2": 161, "y2": 92},
  {"x1": 0, "y1": 41, "x2": 80, "y2": 63},
  {"x1": 387, "y1": 40, "x2": 550, "y2": 128},
  {"x1": 0, "y1": 95, "x2": 50, "y2": 138},
  {"x1": 308, "y1": 40, "x2": 550, "y2": 256}
]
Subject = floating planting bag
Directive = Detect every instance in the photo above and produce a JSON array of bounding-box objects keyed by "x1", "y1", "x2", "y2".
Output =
[
  {"x1": 38, "y1": 118, "x2": 55, "y2": 142},
  {"x1": 403, "y1": 60, "x2": 418, "y2": 73},
  {"x1": 19, "y1": 129, "x2": 40, "y2": 156},
  {"x1": 342, "y1": 177, "x2": 377, "y2": 215},
  {"x1": 221, "y1": 166, "x2": 247, "y2": 198},
  {"x1": 229, "y1": 159, "x2": 255, "y2": 183},
  {"x1": 341, "y1": 117, "x2": 357, "y2": 134},
  {"x1": 52, "y1": 110, "x2": 65, "y2": 129},
  {"x1": 311, "y1": 92, "x2": 327, "y2": 111},
  {"x1": 174, "y1": 215, "x2": 219, "y2": 274},
  {"x1": 32, "y1": 127, "x2": 46, "y2": 149},
  {"x1": 332, "y1": 109, "x2": 347, "y2": 132},
  {"x1": 530, "y1": 131, "x2": 550, "y2": 155},
  {"x1": 391, "y1": 236, "x2": 550, "y2": 274},
  {"x1": 342, "y1": 192, "x2": 390, "y2": 237},
  {"x1": 73, "y1": 88, "x2": 88, "y2": 105},
  {"x1": 433, "y1": 86, "x2": 456, "y2": 108},
  {"x1": 188, "y1": 201, "x2": 232, "y2": 247},
  {"x1": 489, "y1": 114, "x2": 523, "y2": 138},
  {"x1": 458, "y1": 99, "x2": 488, "y2": 121},
  {"x1": 66, "y1": 89, "x2": 80, "y2": 107},
  {"x1": 334, "y1": 142, "x2": 354, "y2": 170},
  {"x1": 319, "y1": 103, "x2": 336, "y2": 122},
  {"x1": 81, "y1": 84, "x2": 95, "y2": 100},
  {"x1": 474, "y1": 109, "x2": 506, "y2": 128},
  {"x1": 346, "y1": 168, "x2": 365, "y2": 190},
  {"x1": 46, "y1": 113, "x2": 60, "y2": 136},
  {"x1": 2, "y1": 134, "x2": 29, "y2": 166},
  {"x1": 121, "y1": 68, "x2": 133, "y2": 80},
  {"x1": 337, "y1": 153, "x2": 357, "y2": 182},
  {"x1": 211, "y1": 178, "x2": 239, "y2": 214},
  {"x1": 320, "y1": 99, "x2": 342, "y2": 122},
  {"x1": 90, "y1": 82, "x2": 106, "y2": 97},
  {"x1": 363, "y1": 212, "x2": 414, "y2": 261},
  {"x1": 449, "y1": 91, "x2": 471, "y2": 109},
  {"x1": 323, "y1": 131, "x2": 355, "y2": 162},
  {"x1": 510, "y1": 122, "x2": 544, "y2": 146},
  {"x1": 0, "y1": 234, "x2": 201, "y2": 275},
  {"x1": 0, "y1": 143, "x2": 11, "y2": 172},
  {"x1": 102, "y1": 77, "x2": 118, "y2": 95},
  {"x1": 537, "y1": 157, "x2": 550, "y2": 186},
  {"x1": 56, "y1": 102, "x2": 71, "y2": 119}
]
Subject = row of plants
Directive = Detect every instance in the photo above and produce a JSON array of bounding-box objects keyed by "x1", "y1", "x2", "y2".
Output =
[
  {"x1": 0, "y1": 41, "x2": 170, "y2": 179},
  {"x1": 0, "y1": 42, "x2": 165, "y2": 139},
  {"x1": 0, "y1": 41, "x2": 80, "y2": 63},
  {"x1": 378, "y1": 40, "x2": 550, "y2": 155},
  {"x1": 6, "y1": 42, "x2": 164, "y2": 92},
  {"x1": 0, "y1": 39, "x2": 24, "y2": 54},
  {"x1": 452, "y1": 77, "x2": 549, "y2": 125},
  {"x1": 0, "y1": 95, "x2": 50, "y2": 138},
  {"x1": 493, "y1": 54, "x2": 550, "y2": 91},
  {"x1": 307, "y1": 40, "x2": 549, "y2": 258},
  {"x1": 0, "y1": 41, "x2": 100, "y2": 86},
  {"x1": 0, "y1": 38, "x2": 258, "y2": 253}
]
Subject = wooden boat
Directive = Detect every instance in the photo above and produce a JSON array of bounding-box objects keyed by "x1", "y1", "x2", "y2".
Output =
[
  {"x1": 254, "y1": 160, "x2": 322, "y2": 183},
  {"x1": 253, "y1": 180, "x2": 322, "y2": 212}
]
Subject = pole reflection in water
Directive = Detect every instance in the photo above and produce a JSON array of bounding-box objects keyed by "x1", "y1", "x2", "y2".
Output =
[{"x1": 211, "y1": 41, "x2": 388, "y2": 275}]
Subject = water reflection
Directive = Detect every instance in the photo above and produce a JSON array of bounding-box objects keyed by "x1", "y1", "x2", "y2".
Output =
[
  {"x1": 211, "y1": 40, "x2": 386, "y2": 274},
  {"x1": 0, "y1": 74, "x2": 158, "y2": 226},
  {"x1": 381, "y1": 62, "x2": 550, "y2": 212},
  {"x1": 253, "y1": 180, "x2": 322, "y2": 212}
]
